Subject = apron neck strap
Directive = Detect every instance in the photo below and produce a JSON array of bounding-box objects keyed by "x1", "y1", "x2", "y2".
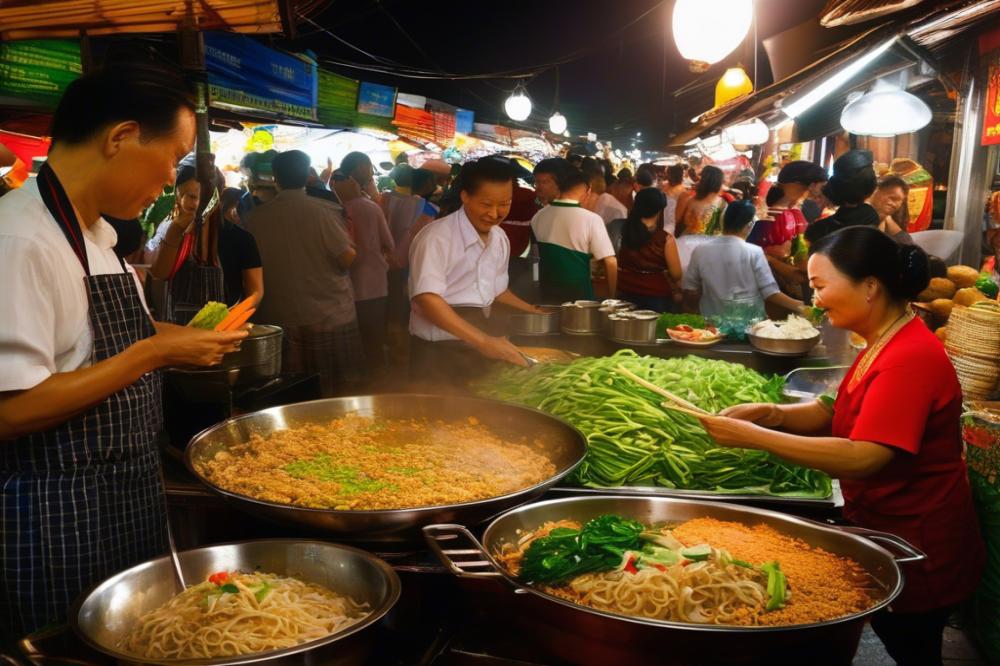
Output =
[{"x1": 37, "y1": 162, "x2": 91, "y2": 275}]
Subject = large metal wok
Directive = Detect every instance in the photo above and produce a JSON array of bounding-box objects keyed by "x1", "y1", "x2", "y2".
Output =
[
  {"x1": 425, "y1": 495, "x2": 925, "y2": 666},
  {"x1": 186, "y1": 394, "x2": 587, "y2": 542},
  {"x1": 71, "y1": 539, "x2": 400, "y2": 665}
]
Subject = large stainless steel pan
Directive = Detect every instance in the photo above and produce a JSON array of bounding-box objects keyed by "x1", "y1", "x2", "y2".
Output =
[
  {"x1": 425, "y1": 495, "x2": 924, "y2": 666},
  {"x1": 186, "y1": 394, "x2": 587, "y2": 542},
  {"x1": 71, "y1": 539, "x2": 400, "y2": 665}
]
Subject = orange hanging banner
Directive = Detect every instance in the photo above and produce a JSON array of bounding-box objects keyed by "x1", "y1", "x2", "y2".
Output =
[{"x1": 981, "y1": 37, "x2": 1000, "y2": 146}]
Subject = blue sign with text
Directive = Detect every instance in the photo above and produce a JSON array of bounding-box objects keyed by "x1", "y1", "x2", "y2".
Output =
[{"x1": 205, "y1": 32, "x2": 316, "y2": 120}]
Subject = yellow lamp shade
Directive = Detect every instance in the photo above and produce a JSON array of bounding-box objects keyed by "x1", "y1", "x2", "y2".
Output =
[{"x1": 715, "y1": 67, "x2": 753, "y2": 108}]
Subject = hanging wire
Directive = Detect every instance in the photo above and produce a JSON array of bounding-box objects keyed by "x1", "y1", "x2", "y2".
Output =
[{"x1": 301, "y1": 0, "x2": 667, "y2": 81}]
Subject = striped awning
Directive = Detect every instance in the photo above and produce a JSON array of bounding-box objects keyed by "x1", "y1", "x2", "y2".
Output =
[{"x1": 0, "y1": 0, "x2": 284, "y2": 40}]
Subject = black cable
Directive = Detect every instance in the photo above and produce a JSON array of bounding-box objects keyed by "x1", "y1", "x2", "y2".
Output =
[{"x1": 302, "y1": 0, "x2": 667, "y2": 81}]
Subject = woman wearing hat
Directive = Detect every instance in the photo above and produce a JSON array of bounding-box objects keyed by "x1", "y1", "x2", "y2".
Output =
[{"x1": 617, "y1": 188, "x2": 682, "y2": 311}]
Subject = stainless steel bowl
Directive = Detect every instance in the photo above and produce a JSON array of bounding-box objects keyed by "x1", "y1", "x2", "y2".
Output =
[
  {"x1": 509, "y1": 306, "x2": 561, "y2": 336},
  {"x1": 72, "y1": 539, "x2": 401, "y2": 666},
  {"x1": 164, "y1": 324, "x2": 283, "y2": 402},
  {"x1": 186, "y1": 394, "x2": 587, "y2": 542},
  {"x1": 561, "y1": 300, "x2": 602, "y2": 335},
  {"x1": 607, "y1": 310, "x2": 659, "y2": 344},
  {"x1": 426, "y1": 495, "x2": 923, "y2": 665},
  {"x1": 747, "y1": 330, "x2": 821, "y2": 356}
]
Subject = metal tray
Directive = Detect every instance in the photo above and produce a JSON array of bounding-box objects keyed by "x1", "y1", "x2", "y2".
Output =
[{"x1": 547, "y1": 480, "x2": 842, "y2": 509}]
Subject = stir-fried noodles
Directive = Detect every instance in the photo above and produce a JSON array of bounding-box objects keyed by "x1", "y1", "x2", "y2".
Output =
[
  {"x1": 119, "y1": 571, "x2": 369, "y2": 659},
  {"x1": 497, "y1": 515, "x2": 881, "y2": 627}
]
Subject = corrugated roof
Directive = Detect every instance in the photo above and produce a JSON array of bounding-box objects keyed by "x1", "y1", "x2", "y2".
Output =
[
  {"x1": 820, "y1": 0, "x2": 926, "y2": 27},
  {"x1": 0, "y1": 0, "x2": 284, "y2": 40}
]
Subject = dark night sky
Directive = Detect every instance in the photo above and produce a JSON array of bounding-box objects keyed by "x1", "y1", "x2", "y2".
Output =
[{"x1": 293, "y1": 0, "x2": 832, "y2": 147}]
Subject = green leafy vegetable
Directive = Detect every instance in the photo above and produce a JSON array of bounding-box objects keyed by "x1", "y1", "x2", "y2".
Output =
[
  {"x1": 252, "y1": 581, "x2": 272, "y2": 602},
  {"x1": 804, "y1": 305, "x2": 826, "y2": 325},
  {"x1": 976, "y1": 272, "x2": 999, "y2": 299},
  {"x1": 639, "y1": 543, "x2": 680, "y2": 567},
  {"x1": 520, "y1": 514, "x2": 645, "y2": 584},
  {"x1": 760, "y1": 561, "x2": 788, "y2": 610},
  {"x1": 218, "y1": 583, "x2": 239, "y2": 594},
  {"x1": 476, "y1": 350, "x2": 831, "y2": 498},
  {"x1": 188, "y1": 301, "x2": 230, "y2": 330}
]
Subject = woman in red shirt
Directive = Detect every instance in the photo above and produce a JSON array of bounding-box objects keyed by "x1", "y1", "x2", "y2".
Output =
[{"x1": 700, "y1": 226, "x2": 984, "y2": 666}]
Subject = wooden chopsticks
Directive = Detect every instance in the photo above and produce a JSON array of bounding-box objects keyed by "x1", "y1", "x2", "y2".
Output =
[{"x1": 614, "y1": 365, "x2": 712, "y2": 419}]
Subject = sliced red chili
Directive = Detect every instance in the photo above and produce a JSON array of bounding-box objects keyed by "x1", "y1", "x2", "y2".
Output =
[{"x1": 208, "y1": 571, "x2": 230, "y2": 585}]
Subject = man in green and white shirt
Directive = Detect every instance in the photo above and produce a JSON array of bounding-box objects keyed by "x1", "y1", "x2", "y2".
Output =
[{"x1": 530, "y1": 168, "x2": 617, "y2": 303}]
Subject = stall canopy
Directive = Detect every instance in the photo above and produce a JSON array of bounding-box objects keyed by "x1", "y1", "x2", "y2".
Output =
[
  {"x1": 668, "y1": 0, "x2": 1000, "y2": 148},
  {"x1": 0, "y1": 0, "x2": 286, "y2": 40}
]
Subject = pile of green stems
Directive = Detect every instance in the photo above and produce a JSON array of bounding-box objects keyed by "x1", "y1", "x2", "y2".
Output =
[{"x1": 477, "y1": 350, "x2": 832, "y2": 497}]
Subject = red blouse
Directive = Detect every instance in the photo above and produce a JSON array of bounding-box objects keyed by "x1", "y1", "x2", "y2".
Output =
[
  {"x1": 617, "y1": 228, "x2": 672, "y2": 297},
  {"x1": 833, "y1": 318, "x2": 985, "y2": 612}
]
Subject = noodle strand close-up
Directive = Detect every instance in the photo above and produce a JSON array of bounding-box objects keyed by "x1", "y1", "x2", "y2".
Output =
[{"x1": 119, "y1": 571, "x2": 370, "y2": 659}]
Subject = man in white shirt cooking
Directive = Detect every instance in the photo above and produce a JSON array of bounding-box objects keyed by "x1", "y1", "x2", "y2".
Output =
[
  {"x1": 0, "y1": 63, "x2": 246, "y2": 637},
  {"x1": 408, "y1": 157, "x2": 542, "y2": 386}
]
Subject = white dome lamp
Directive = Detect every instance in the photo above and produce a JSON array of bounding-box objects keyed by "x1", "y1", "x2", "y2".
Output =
[
  {"x1": 673, "y1": 0, "x2": 754, "y2": 73},
  {"x1": 549, "y1": 111, "x2": 567, "y2": 135},
  {"x1": 504, "y1": 83, "x2": 532, "y2": 122},
  {"x1": 840, "y1": 80, "x2": 932, "y2": 137},
  {"x1": 723, "y1": 118, "x2": 769, "y2": 146}
]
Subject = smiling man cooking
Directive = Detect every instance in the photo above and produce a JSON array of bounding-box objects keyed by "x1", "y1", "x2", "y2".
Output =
[
  {"x1": 0, "y1": 63, "x2": 247, "y2": 636},
  {"x1": 408, "y1": 156, "x2": 542, "y2": 387}
]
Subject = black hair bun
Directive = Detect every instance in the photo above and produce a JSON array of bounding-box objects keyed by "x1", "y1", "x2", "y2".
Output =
[{"x1": 895, "y1": 243, "x2": 930, "y2": 301}]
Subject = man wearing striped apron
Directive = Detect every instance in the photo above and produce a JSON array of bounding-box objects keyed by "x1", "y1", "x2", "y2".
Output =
[{"x1": 0, "y1": 64, "x2": 247, "y2": 637}]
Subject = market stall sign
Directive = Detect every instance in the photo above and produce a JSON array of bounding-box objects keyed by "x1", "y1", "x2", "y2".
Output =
[
  {"x1": 983, "y1": 50, "x2": 1000, "y2": 146},
  {"x1": 0, "y1": 39, "x2": 81, "y2": 108},
  {"x1": 358, "y1": 81, "x2": 397, "y2": 118},
  {"x1": 455, "y1": 109, "x2": 475, "y2": 135},
  {"x1": 205, "y1": 32, "x2": 316, "y2": 121},
  {"x1": 431, "y1": 110, "x2": 456, "y2": 145}
]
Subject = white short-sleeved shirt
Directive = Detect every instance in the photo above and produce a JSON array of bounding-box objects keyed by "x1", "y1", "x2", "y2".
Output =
[
  {"x1": 408, "y1": 207, "x2": 509, "y2": 342},
  {"x1": 681, "y1": 235, "x2": 779, "y2": 319},
  {"x1": 531, "y1": 201, "x2": 616, "y2": 260},
  {"x1": 0, "y1": 179, "x2": 148, "y2": 391},
  {"x1": 594, "y1": 192, "x2": 628, "y2": 226}
]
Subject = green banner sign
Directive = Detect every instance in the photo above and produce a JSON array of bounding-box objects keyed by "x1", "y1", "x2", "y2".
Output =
[{"x1": 0, "y1": 40, "x2": 82, "y2": 107}]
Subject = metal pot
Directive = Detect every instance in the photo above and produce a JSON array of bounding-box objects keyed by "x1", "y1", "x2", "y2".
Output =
[
  {"x1": 164, "y1": 325, "x2": 283, "y2": 402},
  {"x1": 71, "y1": 539, "x2": 400, "y2": 665},
  {"x1": 599, "y1": 300, "x2": 635, "y2": 333},
  {"x1": 186, "y1": 394, "x2": 587, "y2": 542},
  {"x1": 509, "y1": 306, "x2": 561, "y2": 336},
  {"x1": 561, "y1": 300, "x2": 602, "y2": 335},
  {"x1": 608, "y1": 310, "x2": 659, "y2": 344},
  {"x1": 425, "y1": 495, "x2": 924, "y2": 666}
]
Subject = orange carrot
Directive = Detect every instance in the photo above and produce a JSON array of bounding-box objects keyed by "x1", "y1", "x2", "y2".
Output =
[
  {"x1": 220, "y1": 307, "x2": 255, "y2": 332},
  {"x1": 214, "y1": 299, "x2": 254, "y2": 332}
]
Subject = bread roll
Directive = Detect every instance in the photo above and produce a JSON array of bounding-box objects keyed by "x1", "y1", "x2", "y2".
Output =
[
  {"x1": 954, "y1": 287, "x2": 988, "y2": 307},
  {"x1": 917, "y1": 277, "x2": 956, "y2": 302},
  {"x1": 929, "y1": 298, "x2": 954, "y2": 319},
  {"x1": 946, "y1": 265, "x2": 979, "y2": 289}
]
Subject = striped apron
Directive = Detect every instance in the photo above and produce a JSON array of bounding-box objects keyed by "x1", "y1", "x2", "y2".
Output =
[{"x1": 0, "y1": 163, "x2": 167, "y2": 637}]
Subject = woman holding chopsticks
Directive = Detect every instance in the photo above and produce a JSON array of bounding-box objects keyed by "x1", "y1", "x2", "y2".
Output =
[{"x1": 697, "y1": 226, "x2": 983, "y2": 666}]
